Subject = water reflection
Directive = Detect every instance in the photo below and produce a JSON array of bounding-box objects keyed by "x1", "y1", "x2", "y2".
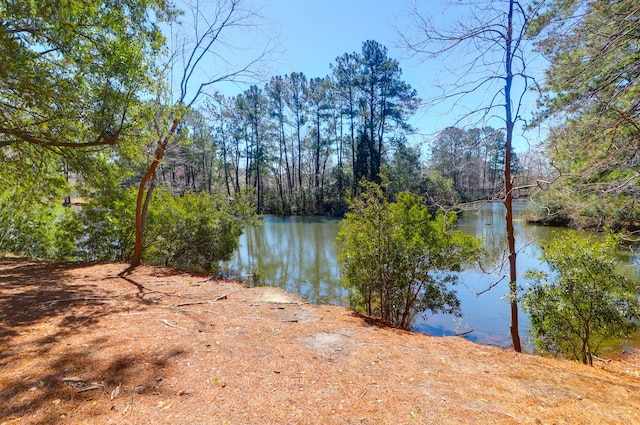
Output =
[
  {"x1": 224, "y1": 216, "x2": 346, "y2": 305},
  {"x1": 223, "y1": 202, "x2": 639, "y2": 348}
]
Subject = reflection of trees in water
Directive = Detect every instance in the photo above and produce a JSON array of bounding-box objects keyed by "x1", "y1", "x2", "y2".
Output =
[
  {"x1": 465, "y1": 203, "x2": 640, "y2": 288},
  {"x1": 460, "y1": 202, "x2": 559, "y2": 272},
  {"x1": 290, "y1": 219, "x2": 343, "y2": 304},
  {"x1": 306, "y1": 221, "x2": 344, "y2": 304},
  {"x1": 459, "y1": 203, "x2": 508, "y2": 267},
  {"x1": 226, "y1": 217, "x2": 345, "y2": 305},
  {"x1": 228, "y1": 208, "x2": 638, "y2": 308}
]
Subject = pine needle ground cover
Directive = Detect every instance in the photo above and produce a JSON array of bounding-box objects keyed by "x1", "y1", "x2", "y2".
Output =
[{"x1": 0, "y1": 258, "x2": 638, "y2": 424}]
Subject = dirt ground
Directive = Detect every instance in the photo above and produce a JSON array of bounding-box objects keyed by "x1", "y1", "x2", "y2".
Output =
[{"x1": 0, "y1": 257, "x2": 639, "y2": 425}]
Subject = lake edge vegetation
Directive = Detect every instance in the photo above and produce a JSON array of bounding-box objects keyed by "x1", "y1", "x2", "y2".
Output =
[
  {"x1": 523, "y1": 233, "x2": 640, "y2": 365},
  {"x1": 337, "y1": 181, "x2": 482, "y2": 330}
]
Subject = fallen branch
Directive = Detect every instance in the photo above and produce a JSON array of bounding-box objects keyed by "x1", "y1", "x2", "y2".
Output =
[
  {"x1": 198, "y1": 275, "x2": 222, "y2": 283},
  {"x1": 40, "y1": 297, "x2": 112, "y2": 305},
  {"x1": 111, "y1": 383, "x2": 121, "y2": 400},
  {"x1": 174, "y1": 301, "x2": 207, "y2": 307},
  {"x1": 174, "y1": 294, "x2": 227, "y2": 307},
  {"x1": 119, "y1": 309, "x2": 218, "y2": 316},
  {"x1": 161, "y1": 319, "x2": 191, "y2": 331},
  {"x1": 76, "y1": 384, "x2": 104, "y2": 393},
  {"x1": 62, "y1": 377, "x2": 105, "y2": 393},
  {"x1": 593, "y1": 355, "x2": 611, "y2": 363},
  {"x1": 398, "y1": 344, "x2": 420, "y2": 351}
]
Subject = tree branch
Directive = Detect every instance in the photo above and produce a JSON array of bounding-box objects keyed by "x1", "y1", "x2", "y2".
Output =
[{"x1": 0, "y1": 127, "x2": 120, "y2": 148}]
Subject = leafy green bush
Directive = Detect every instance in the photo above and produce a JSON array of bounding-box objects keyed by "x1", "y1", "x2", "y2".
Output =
[
  {"x1": 417, "y1": 171, "x2": 461, "y2": 215},
  {"x1": 337, "y1": 182, "x2": 481, "y2": 329},
  {"x1": 523, "y1": 187, "x2": 572, "y2": 226},
  {"x1": 522, "y1": 233, "x2": 640, "y2": 365},
  {"x1": 53, "y1": 187, "x2": 137, "y2": 261},
  {"x1": 0, "y1": 196, "x2": 58, "y2": 259},
  {"x1": 0, "y1": 185, "x2": 64, "y2": 259},
  {"x1": 526, "y1": 184, "x2": 640, "y2": 231},
  {"x1": 54, "y1": 186, "x2": 257, "y2": 272},
  {"x1": 144, "y1": 189, "x2": 255, "y2": 272}
]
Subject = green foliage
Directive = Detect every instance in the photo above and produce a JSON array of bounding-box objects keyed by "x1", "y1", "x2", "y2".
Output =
[
  {"x1": 50, "y1": 183, "x2": 257, "y2": 272},
  {"x1": 0, "y1": 192, "x2": 59, "y2": 259},
  {"x1": 522, "y1": 233, "x2": 640, "y2": 365},
  {"x1": 144, "y1": 188, "x2": 258, "y2": 273},
  {"x1": 532, "y1": 0, "x2": 640, "y2": 230},
  {"x1": 53, "y1": 186, "x2": 137, "y2": 261},
  {"x1": 418, "y1": 171, "x2": 460, "y2": 215},
  {"x1": 337, "y1": 182, "x2": 482, "y2": 329},
  {"x1": 0, "y1": 151, "x2": 68, "y2": 258},
  {"x1": 53, "y1": 184, "x2": 257, "y2": 272},
  {"x1": 0, "y1": 0, "x2": 177, "y2": 263},
  {"x1": 355, "y1": 41, "x2": 419, "y2": 184},
  {"x1": 0, "y1": 0, "x2": 174, "y2": 149},
  {"x1": 430, "y1": 127, "x2": 516, "y2": 202},
  {"x1": 527, "y1": 183, "x2": 640, "y2": 231},
  {"x1": 386, "y1": 143, "x2": 422, "y2": 199},
  {"x1": 524, "y1": 187, "x2": 573, "y2": 227}
]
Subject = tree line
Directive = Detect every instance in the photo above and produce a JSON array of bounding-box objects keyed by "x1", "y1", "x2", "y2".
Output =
[
  {"x1": 156, "y1": 40, "x2": 422, "y2": 216},
  {"x1": 155, "y1": 53, "x2": 544, "y2": 216}
]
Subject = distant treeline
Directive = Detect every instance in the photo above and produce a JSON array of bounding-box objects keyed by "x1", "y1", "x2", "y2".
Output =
[{"x1": 153, "y1": 41, "x2": 548, "y2": 216}]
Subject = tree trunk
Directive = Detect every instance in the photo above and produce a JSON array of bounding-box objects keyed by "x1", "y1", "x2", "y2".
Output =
[
  {"x1": 504, "y1": 0, "x2": 522, "y2": 353},
  {"x1": 130, "y1": 118, "x2": 179, "y2": 269}
]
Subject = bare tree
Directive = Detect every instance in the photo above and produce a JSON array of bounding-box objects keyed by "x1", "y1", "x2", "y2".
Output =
[
  {"x1": 129, "y1": 0, "x2": 274, "y2": 268},
  {"x1": 399, "y1": 0, "x2": 544, "y2": 351}
]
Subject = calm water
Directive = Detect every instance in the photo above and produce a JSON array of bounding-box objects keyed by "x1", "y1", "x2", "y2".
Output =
[{"x1": 223, "y1": 202, "x2": 640, "y2": 348}]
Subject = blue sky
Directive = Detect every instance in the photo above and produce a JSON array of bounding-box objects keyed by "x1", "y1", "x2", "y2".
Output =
[
  {"x1": 257, "y1": 1, "x2": 408, "y2": 80},
  {"x1": 189, "y1": 0, "x2": 547, "y2": 153}
]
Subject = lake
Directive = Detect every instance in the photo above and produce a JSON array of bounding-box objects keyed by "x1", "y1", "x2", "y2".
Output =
[{"x1": 223, "y1": 201, "x2": 640, "y2": 349}]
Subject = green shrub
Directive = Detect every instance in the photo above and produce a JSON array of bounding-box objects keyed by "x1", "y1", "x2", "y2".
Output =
[
  {"x1": 522, "y1": 233, "x2": 640, "y2": 365},
  {"x1": 53, "y1": 187, "x2": 137, "y2": 261},
  {"x1": 0, "y1": 188, "x2": 61, "y2": 259},
  {"x1": 337, "y1": 182, "x2": 481, "y2": 330},
  {"x1": 144, "y1": 189, "x2": 255, "y2": 273},
  {"x1": 53, "y1": 186, "x2": 257, "y2": 272}
]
